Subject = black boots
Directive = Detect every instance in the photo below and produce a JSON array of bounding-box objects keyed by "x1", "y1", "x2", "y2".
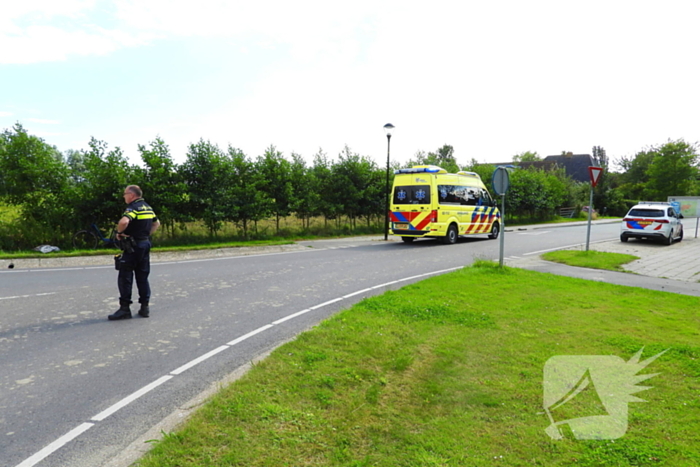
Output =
[
  {"x1": 108, "y1": 302, "x2": 132, "y2": 320},
  {"x1": 108, "y1": 301, "x2": 149, "y2": 320}
]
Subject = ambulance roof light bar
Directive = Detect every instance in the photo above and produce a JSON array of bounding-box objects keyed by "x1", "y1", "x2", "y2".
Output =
[{"x1": 394, "y1": 165, "x2": 446, "y2": 174}]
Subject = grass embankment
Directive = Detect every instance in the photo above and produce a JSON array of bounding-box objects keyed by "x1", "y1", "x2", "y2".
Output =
[
  {"x1": 137, "y1": 261, "x2": 700, "y2": 467},
  {"x1": 542, "y1": 250, "x2": 639, "y2": 272}
]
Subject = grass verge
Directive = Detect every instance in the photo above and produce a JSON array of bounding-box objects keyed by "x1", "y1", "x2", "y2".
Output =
[
  {"x1": 541, "y1": 250, "x2": 639, "y2": 272},
  {"x1": 136, "y1": 261, "x2": 700, "y2": 467},
  {"x1": 0, "y1": 239, "x2": 296, "y2": 260}
]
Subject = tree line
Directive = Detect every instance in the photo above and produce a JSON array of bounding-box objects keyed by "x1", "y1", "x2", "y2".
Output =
[
  {"x1": 0, "y1": 124, "x2": 393, "y2": 250},
  {"x1": 1, "y1": 123, "x2": 698, "y2": 250}
]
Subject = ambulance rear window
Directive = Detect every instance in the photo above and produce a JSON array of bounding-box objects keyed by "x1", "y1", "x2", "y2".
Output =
[{"x1": 393, "y1": 185, "x2": 431, "y2": 205}]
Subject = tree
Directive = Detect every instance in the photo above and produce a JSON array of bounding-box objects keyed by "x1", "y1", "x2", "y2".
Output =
[
  {"x1": 331, "y1": 146, "x2": 382, "y2": 228},
  {"x1": 0, "y1": 123, "x2": 72, "y2": 245},
  {"x1": 645, "y1": 139, "x2": 699, "y2": 199},
  {"x1": 256, "y1": 146, "x2": 293, "y2": 234},
  {"x1": 310, "y1": 149, "x2": 337, "y2": 225},
  {"x1": 616, "y1": 140, "x2": 700, "y2": 202},
  {"x1": 590, "y1": 145, "x2": 627, "y2": 216},
  {"x1": 179, "y1": 139, "x2": 230, "y2": 236},
  {"x1": 289, "y1": 153, "x2": 318, "y2": 229},
  {"x1": 616, "y1": 149, "x2": 655, "y2": 201},
  {"x1": 406, "y1": 144, "x2": 460, "y2": 173},
  {"x1": 227, "y1": 146, "x2": 270, "y2": 238},
  {"x1": 0, "y1": 123, "x2": 69, "y2": 204},
  {"x1": 512, "y1": 151, "x2": 541, "y2": 163},
  {"x1": 506, "y1": 168, "x2": 567, "y2": 220},
  {"x1": 136, "y1": 137, "x2": 188, "y2": 237},
  {"x1": 69, "y1": 138, "x2": 135, "y2": 231}
]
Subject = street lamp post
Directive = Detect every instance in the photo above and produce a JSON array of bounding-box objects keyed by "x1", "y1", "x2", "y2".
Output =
[{"x1": 383, "y1": 123, "x2": 394, "y2": 241}]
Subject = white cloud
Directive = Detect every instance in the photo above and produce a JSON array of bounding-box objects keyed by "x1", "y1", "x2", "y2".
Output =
[
  {"x1": 0, "y1": 0, "x2": 154, "y2": 64},
  {"x1": 3, "y1": 0, "x2": 700, "y2": 166}
]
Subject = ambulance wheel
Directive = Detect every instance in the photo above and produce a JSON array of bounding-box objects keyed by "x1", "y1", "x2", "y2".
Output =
[
  {"x1": 443, "y1": 224, "x2": 458, "y2": 244},
  {"x1": 401, "y1": 237, "x2": 415, "y2": 243},
  {"x1": 488, "y1": 222, "x2": 500, "y2": 240}
]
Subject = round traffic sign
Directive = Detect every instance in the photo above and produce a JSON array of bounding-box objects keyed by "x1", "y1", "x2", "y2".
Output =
[{"x1": 492, "y1": 167, "x2": 510, "y2": 196}]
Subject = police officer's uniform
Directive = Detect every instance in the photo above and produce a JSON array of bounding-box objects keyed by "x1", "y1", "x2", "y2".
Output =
[{"x1": 111, "y1": 198, "x2": 158, "y2": 319}]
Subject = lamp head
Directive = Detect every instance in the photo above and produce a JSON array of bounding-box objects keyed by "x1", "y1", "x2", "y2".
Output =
[{"x1": 383, "y1": 123, "x2": 394, "y2": 137}]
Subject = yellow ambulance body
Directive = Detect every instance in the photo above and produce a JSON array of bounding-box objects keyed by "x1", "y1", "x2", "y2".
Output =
[{"x1": 389, "y1": 165, "x2": 501, "y2": 244}]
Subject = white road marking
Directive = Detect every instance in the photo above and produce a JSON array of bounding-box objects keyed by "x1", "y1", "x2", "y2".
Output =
[
  {"x1": 0, "y1": 292, "x2": 56, "y2": 300},
  {"x1": 15, "y1": 422, "x2": 94, "y2": 467},
  {"x1": 516, "y1": 230, "x2": 551, "y2": 235},
  {"x1": 226, "y1": 324, "x2": 274, "y2": 346},
  {"x1": 92, "y1": 375, "x2": 174, "y2": 421},
  {"x1": 170, "y1": 346, "x2": 230, "y2": 376}
]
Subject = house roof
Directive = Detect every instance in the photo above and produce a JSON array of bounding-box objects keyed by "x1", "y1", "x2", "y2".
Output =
[{"x1": 492, "y1": 153, "x2": 598, "y2": 183}]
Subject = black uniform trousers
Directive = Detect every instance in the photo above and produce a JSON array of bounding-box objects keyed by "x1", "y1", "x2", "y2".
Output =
[{"x1": 118, "y1": 239, "x2": 151, "y2": 305}]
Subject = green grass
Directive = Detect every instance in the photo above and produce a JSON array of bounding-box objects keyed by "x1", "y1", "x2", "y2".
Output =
[
  {"x1": 136, "y1": 261, "x2": 700, "y2": 467},
  {"x1": 0, "y1": 239, "x2": 298, "y2": 260},
  {"x1": 541, "y1": 250, "x2": 639, "y2": 272}
]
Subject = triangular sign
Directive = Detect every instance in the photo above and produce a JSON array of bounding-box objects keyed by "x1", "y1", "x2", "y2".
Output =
[{"x1": 588, "y1": 167, "x2": 603, "y2": 187}]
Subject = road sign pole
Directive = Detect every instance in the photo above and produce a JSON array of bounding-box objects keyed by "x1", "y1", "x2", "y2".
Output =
[
  {"x1": 585, "y1": 166, "x2": 603, "y2": 252},
  {"x1": 500, "y1": 194, "x2": 506, "y2": 267},
  {"x1": 586, "y1": 186, "x2": 593, "y2": 251},
  {"x1": 492, "y1": 166, "x2": 511, "y2": 268}
]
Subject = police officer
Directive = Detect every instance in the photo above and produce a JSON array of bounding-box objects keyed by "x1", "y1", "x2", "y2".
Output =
[{"x1": 108, "y1": 185, "x2": 161, "y2": 320}]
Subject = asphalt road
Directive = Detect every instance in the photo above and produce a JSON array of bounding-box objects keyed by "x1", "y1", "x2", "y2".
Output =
[{"x1": 0, "y1": 222, "x2": 620, "y2": 467}]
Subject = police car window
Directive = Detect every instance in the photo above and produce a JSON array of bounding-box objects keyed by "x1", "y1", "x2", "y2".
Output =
[
  {"x1": 438, "y1": 185, "x2": 484, "y2": 206},
  {"x1": 393, "y1": 185, "x2": 431, "y2": 204},
  {"x1": 629, "y1": 209, "x2": 664, "y2": 218}
]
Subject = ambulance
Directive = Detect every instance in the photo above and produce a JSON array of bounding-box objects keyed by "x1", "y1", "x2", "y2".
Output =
[{"x1": 389, "y1": 165, "x2": 501, "y2": 244}]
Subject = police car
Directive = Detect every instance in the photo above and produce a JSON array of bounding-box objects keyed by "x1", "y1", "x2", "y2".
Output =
[{"x1": 620, "y1": 202, "x2": 683, "y2": 245}]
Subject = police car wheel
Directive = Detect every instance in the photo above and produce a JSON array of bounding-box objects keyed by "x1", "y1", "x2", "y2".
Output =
[{"x1": 665, "y1": 231, "x2": 673, "y2": 245}]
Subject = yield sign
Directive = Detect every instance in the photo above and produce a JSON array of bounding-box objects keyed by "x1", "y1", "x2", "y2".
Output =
[{"x1": 588, "y1": 166, "x2": 603, "y2": 187}]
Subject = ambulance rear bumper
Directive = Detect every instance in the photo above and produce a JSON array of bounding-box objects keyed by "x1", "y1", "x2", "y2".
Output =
[{"x1": 391, "y1": 229, "x2": 430, "y2": 236}]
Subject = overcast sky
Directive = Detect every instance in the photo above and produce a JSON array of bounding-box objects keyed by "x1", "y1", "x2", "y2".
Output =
[{"x1": 2, "y1": 0, "x2": 699, "y2": 169}]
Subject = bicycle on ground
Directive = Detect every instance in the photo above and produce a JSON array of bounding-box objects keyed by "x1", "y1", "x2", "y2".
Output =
[{"x1": 72, "y1": 223, "x2": 120, "y2": 249}]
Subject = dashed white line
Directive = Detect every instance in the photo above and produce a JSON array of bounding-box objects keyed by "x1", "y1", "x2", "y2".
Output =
[
  {"x1": 0, "y1": 292, "x2": 56, "y2": 300},
  {"x1": 226, "y1": 324, "x2": 274, "y2": 346},
  {"x1": 15, "y1": 422, "x2": 94, "y2": 467},
  {"x1": 273, "y1": 309, "x2": 311, "y2": 325},
  {"x1": 170, "y1": 346, "x2": 230, "y2": 376},
  {"x1": 92, "y1": 375, "x2": 174, "y2": 421}
]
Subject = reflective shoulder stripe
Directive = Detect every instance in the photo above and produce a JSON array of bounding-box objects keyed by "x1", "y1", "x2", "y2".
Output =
[
  {"x1": 124, "y1": 201, "x2": 156, "y2": 220},
  {"x1": 133, "y1": 211, "x2": 156, "y2": 220}
]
